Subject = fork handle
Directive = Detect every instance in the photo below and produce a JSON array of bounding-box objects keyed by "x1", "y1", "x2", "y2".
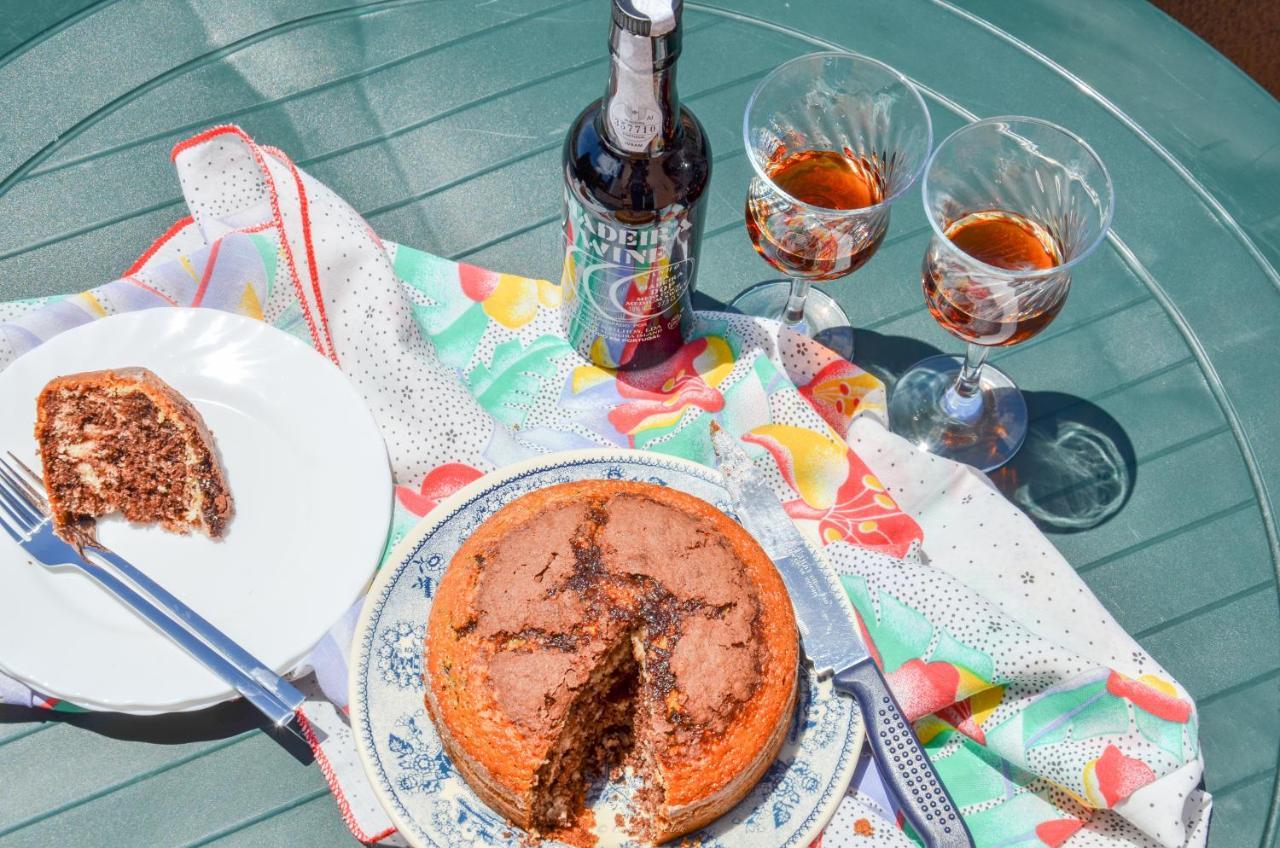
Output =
[
  {"x1": 74, "y1": 552, "x2": 304, "y2": 727},
  {"x1": 86, "y1": 548, "x2": 307, "y2": 716}
]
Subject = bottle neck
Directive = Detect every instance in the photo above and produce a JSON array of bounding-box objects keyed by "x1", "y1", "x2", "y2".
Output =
[{"x1": 602, "y1": 26, "x2": 680, "y2": 155}]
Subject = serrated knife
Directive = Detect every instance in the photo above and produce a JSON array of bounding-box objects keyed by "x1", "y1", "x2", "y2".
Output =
[{"x1": 711, "y1": 424, "x2": 973, "y2": 848}]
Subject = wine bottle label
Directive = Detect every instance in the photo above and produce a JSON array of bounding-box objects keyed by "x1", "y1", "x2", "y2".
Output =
[
  {"x1": 561, "y1": 189, "x2": 696, "y2": 369},
  {"x1": 606, "y1": 34, "x2": 661, "y2": 153}
]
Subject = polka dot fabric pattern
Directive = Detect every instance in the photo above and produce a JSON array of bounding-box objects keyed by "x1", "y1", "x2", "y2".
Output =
[{"x1": 0, "y1": 127, "x2": 1208, "y2": 848}]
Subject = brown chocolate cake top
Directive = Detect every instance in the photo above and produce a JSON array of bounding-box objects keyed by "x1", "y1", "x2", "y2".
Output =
[
  {"x1": 469, "y1": 490, "x2": 765, "y2": 744},
  {"x1": 487, "y1": 648, "x2": 593, "y2": 736},
  {"x1": 469, "y1": 500, "x2": 594, "y2": 639}
]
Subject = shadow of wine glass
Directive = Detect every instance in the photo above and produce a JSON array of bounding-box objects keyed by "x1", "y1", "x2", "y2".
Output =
[
  {"x1": 666, "y1": 319, "x2": 1136, "y2": 535},
  {"x1": 812, "y1": 325, "x2": 856, "y2": 360},
  {"x1": 990, "y1": 391, "x2": 1136, "y2": 533},
  {"x1": 849, "y1": 328, "x2": 947, "y2": 389},
  {"x1": 692, "y1": 290, "x2": 731, "y2": 312}
]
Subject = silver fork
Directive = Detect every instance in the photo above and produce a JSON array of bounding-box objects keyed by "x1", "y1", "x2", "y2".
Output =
[{"x1": 0, "y1": 453, "x2": 306, "y2": 735}]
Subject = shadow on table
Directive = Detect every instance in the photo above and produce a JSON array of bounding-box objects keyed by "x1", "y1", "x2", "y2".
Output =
[
  {"x1": 692, "y1": 291, "x2": 731, "y2": 312},
  {"x1": 847, "y1": 327, "x2": 946, "y2": 388},
  {"x1": 0, "y1": 699, "x2": 314, "y2": 763},
  {"x1": 991, "y1": 391, "x2": 1137, "y2": 534}
]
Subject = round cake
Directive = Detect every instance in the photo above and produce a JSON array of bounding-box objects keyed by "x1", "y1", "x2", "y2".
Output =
[{"x1": 424, "y1": 480, "x2": 799, "y2": 844}]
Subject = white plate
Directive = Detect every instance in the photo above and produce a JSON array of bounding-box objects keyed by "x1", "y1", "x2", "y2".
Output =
[
  {"x1": 0, "y1": 308, "x2": 392, "y2": 713},
  {"x1": 351, "y1": 450, "x2": 863, "y2": 848}
]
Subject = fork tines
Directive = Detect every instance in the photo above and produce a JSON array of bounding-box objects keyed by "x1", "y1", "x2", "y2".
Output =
[
  {"x1": 2, "y1": 453, "x2": 48, "y2": 511},
  {"x1": 0, "y1": 460, "x2": 41, "y2": 540}
]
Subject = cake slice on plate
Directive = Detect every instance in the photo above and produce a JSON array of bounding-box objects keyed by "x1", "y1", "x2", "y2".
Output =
[{"x1": 34, "y1": 368, "x2": 233, "y2": 546}]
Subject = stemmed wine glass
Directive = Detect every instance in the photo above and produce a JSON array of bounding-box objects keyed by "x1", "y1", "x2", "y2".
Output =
[
  {"x1": 732, "y1": 52, "x2": 933, "y2": 360},
  {"x1": 888, "y1": 117, "x2": 1115, "y2": 471}
]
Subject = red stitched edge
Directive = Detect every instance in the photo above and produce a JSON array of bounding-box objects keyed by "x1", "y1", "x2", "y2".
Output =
[
  {"x1": 124, "y1": 219, "x2": 272, "y2": 310},
  {"x1": 190, "y1": 238, "x2": 222, "y2": 307},
  {"x1": 264, "y1": 144, "x2": 337, "y2": 363},
  {"x1": 124, "y1": 215, "x2": 194, "y2": 276},
  {"x1": 122, "y1": 275, "x2": 179, "y2": 306},
  {"x1": 125, "y1": 160, "x2": 273, "y2": 282},
  {"x1": 367, "y1": 826, "x2": 397, "y2": 843},
  {"x1": 172, "y1": 126, "x2": 329, "y2": 360},
  {"x1": 170, "y1": 124, "x2": 243, "y2": 161},
  {"x1": 295, "y1": 708, "x2": 399, "y2": 846},
  {"x1": 251, "y1": 144, "x2": 333, "y2": 363}
]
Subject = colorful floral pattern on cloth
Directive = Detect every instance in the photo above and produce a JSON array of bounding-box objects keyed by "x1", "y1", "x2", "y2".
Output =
[{"x1": 0, "y1": 127, "x2": 1209, "y2": 848}]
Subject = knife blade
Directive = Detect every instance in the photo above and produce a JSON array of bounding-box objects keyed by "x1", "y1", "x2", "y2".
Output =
[
  {"x1": 709, "y1": 423, "x2": 867, "y2": 678},
  {"x1": 710, "y1": 423, "x2": 973, "y2": 848}
]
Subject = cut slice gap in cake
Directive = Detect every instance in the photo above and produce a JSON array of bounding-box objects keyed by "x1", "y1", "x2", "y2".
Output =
[
  {"x1": 529, "y1": 626, "x2": 679, "y2": 847},
  {"x1": 532, "y1": 631, "x2": 642, "y2": 840},
  {"x1": 625, "y1": 628, "x2": 672, "y2": 845}
]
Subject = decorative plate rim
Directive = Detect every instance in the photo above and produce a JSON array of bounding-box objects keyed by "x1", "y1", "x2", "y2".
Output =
[{"x1": 350, "y1": 448, "x2": 863, "y2": 848}]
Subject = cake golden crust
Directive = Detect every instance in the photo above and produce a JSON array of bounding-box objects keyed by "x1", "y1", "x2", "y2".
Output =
[
  {"x1": 424, "y1": 480, "x2": 798, "y2": 844},
  {"x1": 34, "y1": 367, "x2": 233, "y2": 544}
]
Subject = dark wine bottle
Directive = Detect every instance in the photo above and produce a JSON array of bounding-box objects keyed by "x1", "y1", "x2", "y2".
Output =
[{"x1": 560, "y1": 0, "x2": 711, "y2": 371}]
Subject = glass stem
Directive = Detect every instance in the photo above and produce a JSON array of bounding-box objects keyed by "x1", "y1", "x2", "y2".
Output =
[
  {"x1": 954, "y1": 342, "x2": 989, "y2": 398},
  {"x1": 940, "y1": 342, "x2": 989, "y2": 422},
  {"x1": 782, "y1": 278, "x2": 811, "y2": 326}
]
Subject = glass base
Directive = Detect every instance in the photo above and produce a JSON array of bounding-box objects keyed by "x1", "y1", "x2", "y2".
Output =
[
  {"x1": 728, "y1": 280, "x2": 854, "y2": 361},
  {"x1": 888, "y1": 354, "x2": 1028, "y2": 472}
]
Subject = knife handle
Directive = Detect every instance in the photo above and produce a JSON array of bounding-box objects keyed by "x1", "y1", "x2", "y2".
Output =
[{"x1": 834, "y1": 661, "x2": 973, "y2": 848}]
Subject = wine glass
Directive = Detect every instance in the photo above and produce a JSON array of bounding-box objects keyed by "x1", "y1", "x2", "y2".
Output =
[
  {"x1": 888, "y1": 117, "x2": 1115, "y2": 472},
  {"x1": 732, "y1": 52, "x2": 933, "y2": 360}
]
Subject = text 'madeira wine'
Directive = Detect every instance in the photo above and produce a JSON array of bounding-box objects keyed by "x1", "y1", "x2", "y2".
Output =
[{"x1": 560, "y1": 0, "x2": 711, "y2": 371}]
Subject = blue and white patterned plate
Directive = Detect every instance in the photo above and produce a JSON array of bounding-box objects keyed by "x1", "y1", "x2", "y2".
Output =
[{"x1": 350, "y1": 449, "x2": 863, "y2": 848}]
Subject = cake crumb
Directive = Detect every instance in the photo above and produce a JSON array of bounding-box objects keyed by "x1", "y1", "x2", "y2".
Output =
[{"x1": 542, "y1": 807, "x2": 597, "y2": 848}]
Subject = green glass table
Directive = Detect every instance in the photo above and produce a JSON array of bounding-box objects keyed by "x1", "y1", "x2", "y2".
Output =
[{"x1": 1, "y1": 1, "x2": 1277, "y2": 845}]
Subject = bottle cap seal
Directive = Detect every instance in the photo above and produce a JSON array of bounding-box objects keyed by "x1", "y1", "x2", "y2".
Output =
[{"x1": 611, "y1": 0, "x2": 681, "y2": 37}]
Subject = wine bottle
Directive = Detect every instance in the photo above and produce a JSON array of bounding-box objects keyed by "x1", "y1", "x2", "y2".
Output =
[{"x1": 560, "y1": 0, "x2": 711, "y2": 372}]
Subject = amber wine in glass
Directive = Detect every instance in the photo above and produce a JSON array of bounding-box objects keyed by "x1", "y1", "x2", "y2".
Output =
[
  {"x1": 923, "y1": 210, "x2": 1066, "y2": 346},
  {"x1": 745, "y1": 149, "x2": 887, "y2": 279}
]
